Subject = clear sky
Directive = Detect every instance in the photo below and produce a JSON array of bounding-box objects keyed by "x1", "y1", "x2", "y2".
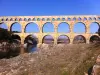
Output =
[
  {"x1": 0, "y1": 0, "x2": 100, "y2": 15},
  {"x1": 0, "y1": 0, "x2": 100, "y2": 38}
]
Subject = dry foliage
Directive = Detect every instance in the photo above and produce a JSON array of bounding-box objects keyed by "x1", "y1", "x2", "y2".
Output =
[{"x1": 0, "y1": 44, "x2": 100, "y2": 75}]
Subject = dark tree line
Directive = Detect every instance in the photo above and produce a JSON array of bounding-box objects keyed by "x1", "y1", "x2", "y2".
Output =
[{"x1": 0, "y1": 28, "x2": 13, "y2": 41}]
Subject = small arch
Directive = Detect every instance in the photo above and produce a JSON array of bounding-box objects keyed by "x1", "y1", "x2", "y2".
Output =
[
  {"x1": 88, "y1": 17, "x2": 92, "y2": 20},
  {"x1": 58, "y1": 22, "x2": 70, "y2": 33},
  {"x1": 57, "y1": 35, "x2": 70, "y2": 44},
  {"x1": 62, "y1": 18, "x2": 65, "y2": 21},
  {"x1": 93, "y1": 17, "x2": 96, "y2": 20},
  {"x1": 90, "y1": 22, "x2": 99, "y2": 33},
  {"x1": 10, "y1": 22, "x2": 22, "y2": 33},
  {"x1": 73, "y1": 35, "x2": 86, "y2": 44},
  {"x1": 90, "y1": 35, "x2": 99, "y2": 43},
  {"x1": 32, "y1": 18, "x2": 36, "y2": 21},
  {"x1": 37, "y1": 18, "x2": 40, "y2": 21},
  {"x1": 83, "y1": 17, "x2": 87, "y2": 21},
  {"x1": 10, "y1": 18, "x2": 13, "y2": 21},
  {"x1": 57, "y1": 18, "x2": 60, "y2": 21},
  {"x1": 15, "y1": 18, "x2": 18, "y2": 21},
  {"x1": 0, "y1": 23, "x2": 8, "y2": 29},
  {"x1": 19, "y1": 18, "x2": 22, "y2": 21},
  {"x1": 28, "y1": 18, "x2": 31, "y2": 21},
  {"x1": 42, "y1": 18, "x2": 45, "y2": 21},
  {"x1": 42, "y1": 22, "x2": 54, "y2": 33},
  {"x1": 67, "y1": 17, "x2": 71, "y2": 21},
  {"x1": 24, "y1": 18, "x2": 27, "y2": 21},
  {"x1": 72, "y1": 17, "x2": 76, "y2": 21},
  {"x1": 47, "y1": 18, "x2": 50, "y2": 21},
  {"x1": 78, "y1": 17, "x2": 82, "y2": 21},
  {"x1": 6, "y1": 18, "x2": 9, "y2": 21},
  {"x1": 25, "y1": 22, "x2": 39, "y2": 33},
  {"x1": 1, "y1": 18, "x2": 4, "y2": 21},
  {"x1": 42, "y1": 35, "x2": 54, "y2": 44},
  {"x1": 52, "y1": 18, "x2": 55, "y2": 21},
  {"x1": 73, "y1": 22, "x2": 86, "y2": 33}
]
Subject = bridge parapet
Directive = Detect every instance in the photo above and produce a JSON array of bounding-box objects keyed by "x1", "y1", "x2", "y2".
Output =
[{"x1": 0, "y1": 15, "x2": 99, "y2": 22}]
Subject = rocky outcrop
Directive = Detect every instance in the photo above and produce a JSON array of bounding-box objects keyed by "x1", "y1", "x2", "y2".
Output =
[
  {"x1": 92, "y1": 55, "x2": 100, "y2": 75},
  {"x1": 0, "y1": 44, "x2": 99, "y2": 75}
]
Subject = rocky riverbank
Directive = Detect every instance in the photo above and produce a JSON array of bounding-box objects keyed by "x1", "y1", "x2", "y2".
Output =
[{"x1": 0, "y1": 44, "x2": 100, "y2": 75}]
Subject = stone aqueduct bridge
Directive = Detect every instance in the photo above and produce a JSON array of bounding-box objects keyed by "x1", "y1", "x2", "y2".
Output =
[{"x1": 0, "y1": 15, "x2": 100, "y2": 45}]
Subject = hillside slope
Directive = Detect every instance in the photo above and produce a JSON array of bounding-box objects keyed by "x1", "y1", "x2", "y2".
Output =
[{"x1": 0, "y1": 44, "x2": 100, "y2": 75}]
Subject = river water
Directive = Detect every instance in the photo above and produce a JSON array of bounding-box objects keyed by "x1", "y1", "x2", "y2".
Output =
[{"x1": 0, "y1": 44, "x2": 37, "y2": 59}]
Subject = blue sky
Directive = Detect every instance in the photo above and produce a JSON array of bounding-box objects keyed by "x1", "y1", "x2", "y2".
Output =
[
  {"x1": 0, "y1": 0, "x2": 100, "y2": 15},
  {"x1": 0, "y1": 0, "x2": 100, "y2": 37}
]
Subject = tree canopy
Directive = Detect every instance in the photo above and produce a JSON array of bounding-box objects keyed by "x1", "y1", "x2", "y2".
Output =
[{"x1": 0, "y1": 28, "x2": 13, "y2": 41}]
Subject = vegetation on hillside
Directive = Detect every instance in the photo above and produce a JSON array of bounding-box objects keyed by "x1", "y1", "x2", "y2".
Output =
[
  {"x1": 0, "y1": 44, "x2": 99, "y2": 75},
  {"x1": 0, "y1": 28, "x2": 13, "y2": 41}
]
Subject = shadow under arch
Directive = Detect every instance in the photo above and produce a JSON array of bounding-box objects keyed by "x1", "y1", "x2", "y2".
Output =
[
  {"x1": 10, "y1": 34, "x2": 21, "y2": 44},
  {"x1": 24, "y1": 35, "x2": 38, "y2": 44},
  {"x1": 10, "y1": 22, "x2": 22, "y2": 33},
  {"x1": 73, "y1": 22, "x2": 86, "y2": 33},
  {"x1": 73, "y1": 35, "x2": 86, "y2": 44},
  {"x1": 58, "y1": 22, "x2": 70, "y2": 33},
  {"x1": 42, "y1": 35, "x2": 54, "y2": 44},
  {"x1": 24, "y1": 34, "x2": 38, "y2": 52},
  {"x1": 57, "y1": 35, "x2": 70, "y2": 44},
  {"x1": 42, "y1": 22, "x2": 54, "y2": 33},
  {"x1": 90, "y1": 35, "x2": 99, "y2": 43},
  {"x1": 24, "y1": 22, "x2": 39, "y2": 33},
  {"x1": 0, "y1": 22, "x2": 8, "y2": 30},
  {"x1": 90, "y1": 22, "x2": 99, "y2": 34}
]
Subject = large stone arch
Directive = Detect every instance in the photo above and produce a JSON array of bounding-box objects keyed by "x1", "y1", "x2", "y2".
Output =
[
  {"x1": 10, "y1": 22, "x2": 22, "y2": 33},
  {"x1": 10, "y1": 34, "x2": 21, "y2": 44},
  {"x1": 73, "y1": 35, "x2": 86, "y2": 44},
  {"x1": 11, "y1": 34, "x2": 21, "y2": 40},
  {"x1": 24, "y1": 34, "x2": 38, "y2": 44},
  {"x1": 89, "y1": 35, "x2": 99, "y2": 43},
  {"x1": 57, "y1": 35, "x2": 70, "y2": 44},
  {"x1": 58, "y1": 22, "x2": 70, "y2": 33},
  {"x1": 0, "y1": 22, "x2": 8, "y2": 29},
  {"x1": 73, "y1": 22, "x2": 86, "y2": 33},
  {"x1": 90, "y1": 22, "x2": 99, "y2": 34},
  {"x1": 42, "y1": 35, "x2": 54, "y2": 44},
  {"x1": 24, "y1": 22, "x2": 39, "y2": 33},
  {"x1": 42, "y1": 22, "x2": 54, "y2": 33},
  {"x1": 24, "y1": 34, "x2": 38, "y2": 52}
]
